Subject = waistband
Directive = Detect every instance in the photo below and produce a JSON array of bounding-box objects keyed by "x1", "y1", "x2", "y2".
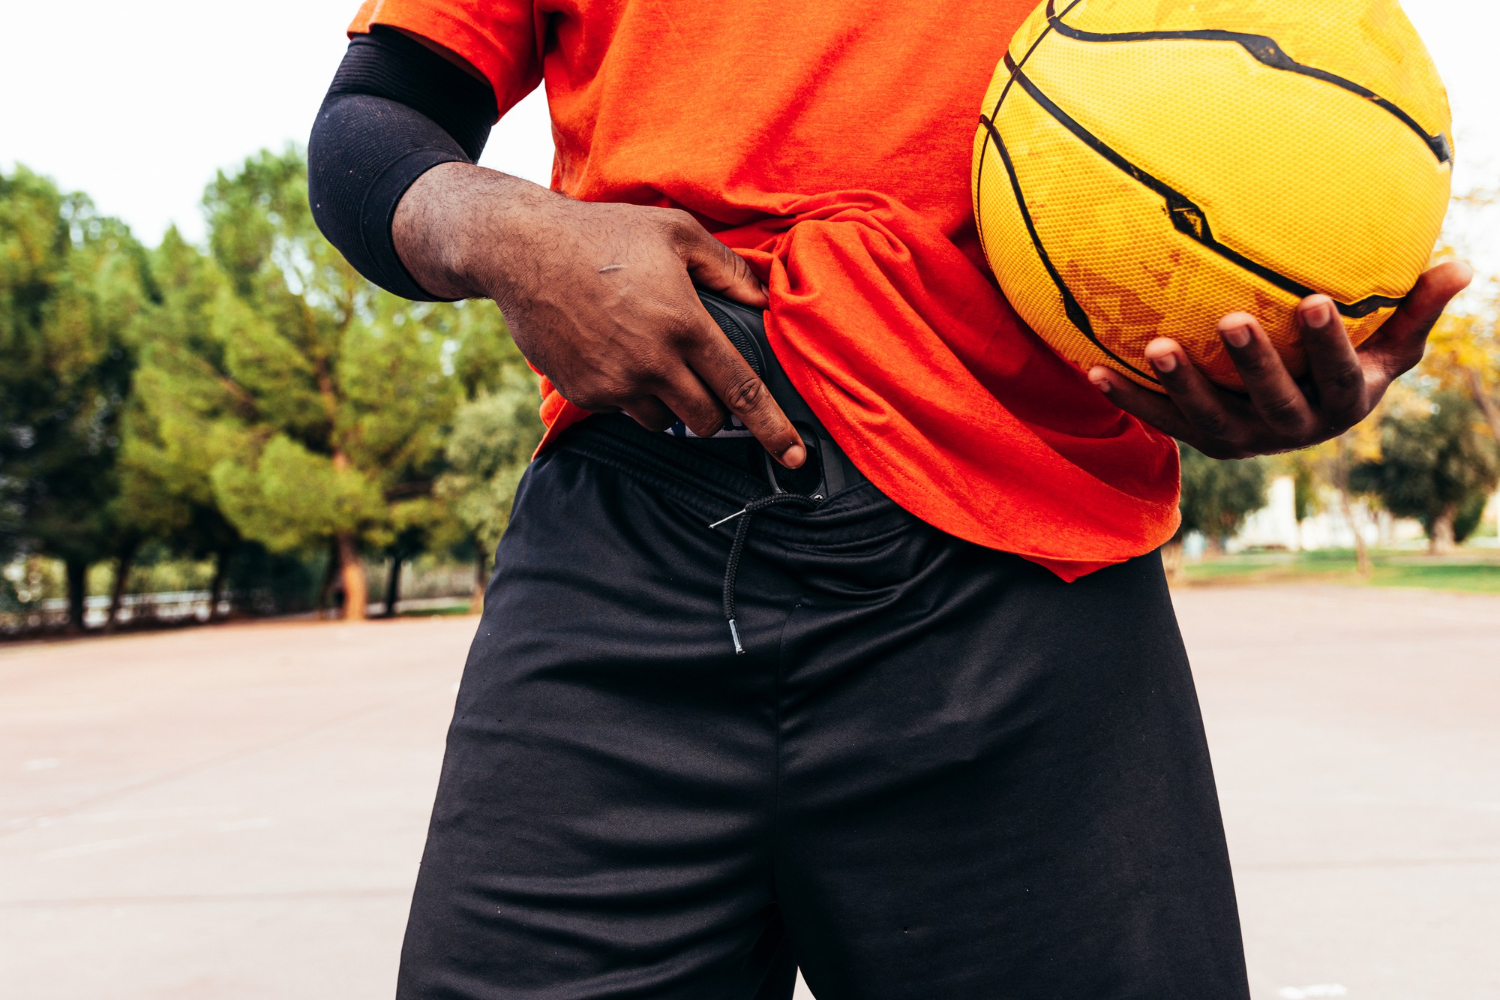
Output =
[
  {"x1": 553, "y1": 415, "x2": 911, "y2": 545},
  {"x1": 696, "y1": 290, "x2": 868, "y2": 499}
]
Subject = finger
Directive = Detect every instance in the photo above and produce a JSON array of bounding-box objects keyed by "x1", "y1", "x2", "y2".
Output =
[
  {"x1": 1087, "y1": 366, "x2": 1195, "y2": 442},
  {"x1": 683, "y1": 321, "x2": 806, "y2": 467},
  {"x1": 1358, "y1": 261, "x2": 1474, "y2": 381},
  {"x1": 668, "y1": 212, "x2": 770, "y2": 309},
  {"x1": 620, "y1": 397, "x2": 677, "y2": 433},
  {"x1": 1294, "y1": 296, "x2": 1366, "y2": 425},
  {"x1": 654, "y1": 370, "x2": 732, "y2": 439},
  {"x1": 1216, "y1": 311, "x2": 1317, "y2": 436},
  {"x1": 1141, "y1": 339, "x2": 1255, "y2": 451}
]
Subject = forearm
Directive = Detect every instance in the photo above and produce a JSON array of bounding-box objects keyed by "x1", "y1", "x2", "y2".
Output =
[
  {"x1": 390, "y1": 162, "x2": 568, "y2": 304},
  {"x1": 310, "y1": 22, "x2": 798, "y2": 462}
]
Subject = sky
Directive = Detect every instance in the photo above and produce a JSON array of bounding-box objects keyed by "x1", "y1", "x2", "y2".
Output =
[{"x1": 2, "y1": 0, "x2": 1496, "y2": 268}]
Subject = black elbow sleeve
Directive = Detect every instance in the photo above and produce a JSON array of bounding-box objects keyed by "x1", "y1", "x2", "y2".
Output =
[{"x1": 309, "y1": 27, "x2": 498, "y2": 301}]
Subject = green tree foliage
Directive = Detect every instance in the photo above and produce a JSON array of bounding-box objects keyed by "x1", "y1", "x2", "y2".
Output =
[
  {"x1": 124, "y1": 148, "x2": 522, "y2": 620},
  {"x1": 0, "y1": 167, "x2": 151, "y2": 627},
  {"x1": 117, "y1": 228, "x2": 248, "y2": 613},
  {"x1": 3, "y1": 152, "x2": 543, "y2": 631},
  {"x1": 435, "y1": 361, "x2": 545, "y2": 604},
  {"x1": 1351, "y1": 391, "x2": 1500, "y2": 553},
  {"x1": 1178, "y1": 444, "x2": 1269, "y2": 552},
  {"x1": 190, "y1": 148, "x2": 454, "y2": 618},
  {"x1": 1452, "y1": 490, "x2": 1492, "y2": 545}
]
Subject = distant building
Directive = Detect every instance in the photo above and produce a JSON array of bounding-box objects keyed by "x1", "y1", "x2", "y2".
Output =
[{"x1": 1226, "y1": 476, "x2": 1499, "y2": 553}]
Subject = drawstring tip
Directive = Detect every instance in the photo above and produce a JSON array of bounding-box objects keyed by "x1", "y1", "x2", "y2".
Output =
[
  {"x1": 710, "y1": 507, "x2": 749, "y2": 530},
  {"x1": 728, "y1": 619, "x2": 745, "y2": 655}
]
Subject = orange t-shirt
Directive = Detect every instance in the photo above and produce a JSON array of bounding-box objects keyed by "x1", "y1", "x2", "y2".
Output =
[{"x1": 350, "y1": 0, "x2": 1182, "y2": 580}]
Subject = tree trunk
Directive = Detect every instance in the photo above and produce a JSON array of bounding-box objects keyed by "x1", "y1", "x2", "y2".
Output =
[
  {"x1": 207, "y1": 548, "x2": 231, "y2": 621},
  {"x1": 471, "y1": 546, "x2": 489, "y2": 615},
  {"x1": 316, "y1": 537, "x2": 340, "y2": 617},
  {"x1": 103, "y1": 548, "x2": 136, "y2": 634},
  {"x1": 383, "y1": 553, "x2": 404, "y2": 618},
  {"x1": 1467, "y1": 366, "x2": 1500, "y2": 443},
  {"x1": 1160, "y1": 540, "x2": 1185, "y2": 586},
  {"x1": 337, "y1": 532, "x2": 368, "y2": 621},
  {"x1": 1337, "y1": 488, "x2": 1372, "y2": 577},
  {"x1": 1333, "y1": 439, "x2": 1372, "y2": 578},
  {"x1": 1429, "y1": 503, "x2": 1458, "y2": 556},
  {"x1": 65, "y1": 557, "x2": 89, "y2": 633}
]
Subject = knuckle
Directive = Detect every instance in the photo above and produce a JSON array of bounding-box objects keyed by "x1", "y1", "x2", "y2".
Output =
[
  {"x1": 666, "y1": 314, "x2": 708, "y2": 347},
  {"x1": 1324, "y1": 362, "x2": 1365, "y2": 396},
  {"x1": 1235, "y1": 351, "x2": 1275, "y2": 381},
  {"x1": 673, "y1": 392, "x2": 725, "y2": 437},
  {"x1": 720, "y1": 241, "x2": 747, "y2": 269},
  {"x1": 658, "y1": 208, "x2": 698, "y2": 240},
  {"x1": 1259, "y1": 395, "x2": 1310, "y2": 433},
  {"x1": 723, "y1": 374, "x2": 769, "y2": 414},
  {"x1": 686, "y1": 413, "x2": 726, "y2": 438}
]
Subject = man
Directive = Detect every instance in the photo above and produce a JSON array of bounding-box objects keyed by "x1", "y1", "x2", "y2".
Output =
[{"x1": 308, "y1": 3, "x2": 1469, "y2": 997}]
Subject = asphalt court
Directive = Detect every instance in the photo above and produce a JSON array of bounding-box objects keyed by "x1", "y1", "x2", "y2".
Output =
[{"x1": 2, "y1": 584, "x2": 1496, "y2": 999}]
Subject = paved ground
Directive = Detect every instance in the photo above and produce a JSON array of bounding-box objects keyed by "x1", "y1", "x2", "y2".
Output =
[{"x1": 1, "y1": 585, "x2": 1497, "y2": 999}]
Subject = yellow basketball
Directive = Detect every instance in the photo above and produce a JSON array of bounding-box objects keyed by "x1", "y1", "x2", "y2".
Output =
[{"x1": 972, "y1": 0, "x2": 1453, "y2": 391}]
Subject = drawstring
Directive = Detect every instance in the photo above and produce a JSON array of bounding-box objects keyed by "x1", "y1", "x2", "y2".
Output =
[{"x1": 710, "y1": 492, "x2": 823, "y2": 654}]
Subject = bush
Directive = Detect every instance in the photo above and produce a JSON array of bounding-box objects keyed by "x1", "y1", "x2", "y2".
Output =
[{"x1": 1178, "y1": 445, "x2": 1269, "y2": 550}]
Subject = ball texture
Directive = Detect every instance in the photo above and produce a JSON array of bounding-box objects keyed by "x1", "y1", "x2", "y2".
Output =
[{"x1": 973, "y1": 0, "x2": 1453, "y2": 391}]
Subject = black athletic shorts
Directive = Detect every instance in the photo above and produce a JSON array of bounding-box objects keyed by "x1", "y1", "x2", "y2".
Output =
[{"x1": 397, "y1": 415, "x2": 1250, "y2": 999}]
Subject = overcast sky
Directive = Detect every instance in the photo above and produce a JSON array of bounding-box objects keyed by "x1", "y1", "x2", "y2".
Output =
[{"x1": 2, "y1": 0, "x2": 1495, "y2": 267}]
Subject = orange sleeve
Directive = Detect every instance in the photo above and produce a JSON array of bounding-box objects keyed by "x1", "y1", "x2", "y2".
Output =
[{"x1": 348, "y1": 0, "x2": 542, "y2": 119}]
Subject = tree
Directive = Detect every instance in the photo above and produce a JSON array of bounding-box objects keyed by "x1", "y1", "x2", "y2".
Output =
[
  {"x1": 1351, "y1": 392, "x2": 1500, "y2": 554},
  {"x1": 434, "y1": 362, "x2": 545, "y2": 609},
  {"x1": 1426, "y1": 191, "x2": 1500, "y2": 444},
  {"x1": 1284, "y1": 414, "x2": 1384, "y2": 576},
  {"x1": 1426, "y1": 290, "x2": 1500, "y2": 445},
  {"x1": 1325, "y1": 436, "x2": 1374, "y2": 576},
  {"x1": 182, "y1": 148, "x2": 463, "y2": 620},
  {"x1": 3, "y1": 153, "x2": 537, "y2": 630},
  {"x1": 119, "y1": 228, "x2": 248, "y2": 618},
  {"x1": 1177, "y1": 444, "x2": 1269, "y2": 554},
  {"x1": 0, "y1": 167, "x2": 150, "y2": 629},
  {"x1": 116, "y1": 150, "x2": 526, "y2": 623}
]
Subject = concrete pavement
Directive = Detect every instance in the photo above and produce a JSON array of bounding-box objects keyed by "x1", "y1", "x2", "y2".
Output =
[
  {"x1": 1182, "y1": 586, "x2": 1500, "y2": 1000},
  {"x1": 1, "y1": 585, "x2": 1497, "y2": 999}
]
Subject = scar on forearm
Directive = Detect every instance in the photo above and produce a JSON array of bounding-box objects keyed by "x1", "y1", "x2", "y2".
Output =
[{"x1": 598, "y1": 264, "x2": 625, "y2": 273}]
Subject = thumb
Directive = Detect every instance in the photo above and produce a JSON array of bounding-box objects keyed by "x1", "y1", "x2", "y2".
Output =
[
  {"x1": 674, "y1": 222, "x2": 769, "y2": 309},
  {"x1": 1360, "y1": 261, "x2": 1473, "y2": 378}
]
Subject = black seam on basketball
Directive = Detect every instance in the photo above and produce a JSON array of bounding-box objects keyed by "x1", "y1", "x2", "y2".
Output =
[
  {"x1": 990, "y1": 0, "x2": 1088, "y2": 123},
  {"x1": 1004, "y1": 54, "x2": 1403, "y2": 320},
  {"x1": 976, "y1": 0, "x2": 1086, "y2": 265},
  {"x1": 979, "y1": 113, "x2": 1160, "y2": 385},
  {"x1": 1044, "y1": 0, "x2": 1452, "y2": 164}
]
